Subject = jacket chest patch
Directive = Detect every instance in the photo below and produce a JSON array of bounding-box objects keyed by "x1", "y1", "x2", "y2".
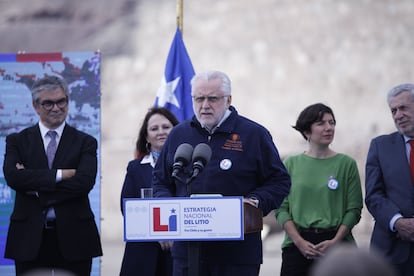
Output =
[{"x1": 221, "y1": 133, "x2": 243, "y2": 152}]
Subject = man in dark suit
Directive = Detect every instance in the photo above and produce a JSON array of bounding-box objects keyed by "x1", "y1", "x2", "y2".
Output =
[
  {"x1": 2, "y1": 76, "x2": 102, "y2": 275},
  {"x1": 366, "y1": 83, "x2": 414, "y2": 276}
]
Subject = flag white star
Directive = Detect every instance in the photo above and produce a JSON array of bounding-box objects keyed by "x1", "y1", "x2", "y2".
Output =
[{"x1": 156, "y1": 75, "x2": 181, "y2": 108}]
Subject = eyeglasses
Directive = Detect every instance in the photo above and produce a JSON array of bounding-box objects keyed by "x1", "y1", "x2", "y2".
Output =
[
  {"x1": 38, "y1": 98, "x2": 68, "y2": 111},
  {"x1": 192, "y1": 96, "x2": 226, "y2": 104}
]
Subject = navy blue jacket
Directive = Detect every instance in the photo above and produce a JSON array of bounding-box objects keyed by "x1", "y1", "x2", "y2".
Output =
[
  {"x1": 153, "y1": 106, "x2": 291, "y2": 264},
  {"x1": 120, "y1": 158, "x2": 153, "y2": 214},
  {"x1": 120, "y1": 157, "x2": 172, "y2": 275}
]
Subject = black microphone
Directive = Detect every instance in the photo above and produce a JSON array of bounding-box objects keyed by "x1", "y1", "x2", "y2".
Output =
[
  {"x1": 172, "y1": 143, "x2": 194, "y2": 178},
  {"x1": 190, "y1": 143, "x2": 212, "y2": 179}
]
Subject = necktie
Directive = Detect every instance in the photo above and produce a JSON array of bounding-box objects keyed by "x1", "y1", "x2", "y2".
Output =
[
  {"x1": 46, "y1": 130, "x2": 57, "y2": 169},
  {"x1": 46, "y1": 130, "x2": 57, "y2": 221},
  {"x1": 409, "y1": 140, "x2": 414, "y2": 185}
]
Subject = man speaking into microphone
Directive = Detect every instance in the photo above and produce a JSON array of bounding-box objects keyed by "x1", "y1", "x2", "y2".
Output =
[{"x1": 153, "y1": 70, "x2": 291, "y2": 276}]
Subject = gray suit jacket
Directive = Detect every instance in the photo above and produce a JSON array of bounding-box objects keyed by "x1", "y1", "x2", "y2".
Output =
[{"x1": 365, "y1": 131, "x2": 414, "y2": 264}]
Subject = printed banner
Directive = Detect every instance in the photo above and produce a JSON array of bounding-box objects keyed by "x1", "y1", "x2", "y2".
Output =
[
  {"x1": 0, "y1": 51, "x2": 101, "y2": 275},
  {"x1": 124, "y1": 197, "x2": 244, "y2": 241}
]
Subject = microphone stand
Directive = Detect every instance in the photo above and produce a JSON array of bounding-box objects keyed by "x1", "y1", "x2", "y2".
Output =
[
  {"x1": 172, "y1": 171, "x2": 201, "y2": 275},
  {"x1": 185, "y1": 175, "x2": 201, "y2": 276}
]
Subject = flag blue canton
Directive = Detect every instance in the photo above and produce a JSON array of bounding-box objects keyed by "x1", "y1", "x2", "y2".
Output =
[{"x1": 155, "y1": 28, "x2": 195, "y2": 122}]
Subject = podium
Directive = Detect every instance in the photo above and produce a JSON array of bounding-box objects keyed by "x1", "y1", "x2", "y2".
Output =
[
  {"x1": 123, "y1": 196, "x2": 263, "y2": 275},
  {"x1": 123, "y1": 196, "x2": 263, "y2": 241}
]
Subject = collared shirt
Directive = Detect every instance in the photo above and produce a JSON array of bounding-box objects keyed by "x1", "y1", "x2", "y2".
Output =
[
  {"x1": 404, "y1": 135, "x2": 413, "y2": 162},
  {"x1": 201, "y1": 109, "x2": 231, "y2": 134},
  {"x1": 141, "y1": 153, "x2": 156, "y2": 168},
  {"x1": 39, "y1": 121, "x2": 65, "y2": 182},
  {"x1": 39, "y1": 122, "x2": 65, "y2": 150},
  {"x1": 390, "y1": 135, "x2": 413, "y2": 232}
]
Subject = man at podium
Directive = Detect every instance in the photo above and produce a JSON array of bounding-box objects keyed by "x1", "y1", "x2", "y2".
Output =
[{"x1": 153, "y1": 70, "x2": 291, "y2": 276}]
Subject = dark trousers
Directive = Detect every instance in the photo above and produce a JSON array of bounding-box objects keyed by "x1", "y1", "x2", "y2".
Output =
[
  {"x1": 392, "y1": 243, "x2": 414, "y2": 276},
  {"x1": 119, "y1": 242, "x2": 173, "y2": 276},
  {"x1": 15, "y1": 228, "x2": 92, "y2": 276},
  {"x1": 173, "y1": 257, "x2": 260, "y2": 276},
  {"x1": 281, "y1": 229, "x2": 350, "y2": 276}
]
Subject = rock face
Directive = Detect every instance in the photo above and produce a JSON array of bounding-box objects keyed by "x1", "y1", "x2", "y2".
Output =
[{"x1": 1, "y1": 0, "x2": 414, "y2": 241}]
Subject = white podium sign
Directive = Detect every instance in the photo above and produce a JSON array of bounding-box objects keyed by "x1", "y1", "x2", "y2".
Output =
[{"x1": 124, "y1": 196, "x2": 244, "y2": 241}]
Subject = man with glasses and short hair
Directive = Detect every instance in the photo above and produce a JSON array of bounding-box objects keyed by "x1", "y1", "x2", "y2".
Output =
[
  {"x1": 3, "y1": 75, "x2": 102, "y2": 275},
  {"x1": 153, "y1": 70, "x2": 291, "y2": 276}
]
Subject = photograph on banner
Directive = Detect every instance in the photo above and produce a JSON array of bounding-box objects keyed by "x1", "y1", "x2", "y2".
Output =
[{"x1": 0, "y1": 51, "x2": 101, "y2": 275}]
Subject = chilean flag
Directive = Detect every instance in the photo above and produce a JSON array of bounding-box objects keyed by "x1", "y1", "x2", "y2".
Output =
[{"x1": 154, "y1": 28, "x2": 195, "y2": 122}]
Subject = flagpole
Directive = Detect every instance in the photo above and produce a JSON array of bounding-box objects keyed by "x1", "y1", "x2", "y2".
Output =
[
  {"x1": 175, "y1": 6, "x2": 200, "y2": 274},
  {"x1": 176, "y1": 0, "x2": 183, "y2": 35}
]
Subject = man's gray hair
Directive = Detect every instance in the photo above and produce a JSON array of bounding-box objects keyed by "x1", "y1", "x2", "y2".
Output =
[
  {"x1": 31, "y1": 76, "x2": 69, "y2": 102},
  {"x1": 387, "y1": 83, "x2": 414, "y2": 104},
  {"x1": 191, "y1": 71, "x2": 231, "y2": 96}
]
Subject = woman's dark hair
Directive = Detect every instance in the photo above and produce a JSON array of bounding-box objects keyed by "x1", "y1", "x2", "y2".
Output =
[
  {"x1": 135, "y1": 107, "x2": 179, "y2": 158},
  {"x1": 293, "y1": 103, "x2": 336, "y2": 141}
]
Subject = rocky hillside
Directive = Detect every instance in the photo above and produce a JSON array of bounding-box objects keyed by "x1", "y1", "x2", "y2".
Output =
[{"x1": 1, "y1": 0, "x2": 414, "y2": 240}]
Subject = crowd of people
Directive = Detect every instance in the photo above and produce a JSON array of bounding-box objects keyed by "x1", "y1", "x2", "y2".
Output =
[{"x1": 3, "y1": 72, "x2": 414, "y2": 276}]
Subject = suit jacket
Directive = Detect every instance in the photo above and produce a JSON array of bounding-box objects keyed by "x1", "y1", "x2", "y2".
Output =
[
  {"x1": 120, "y1": 157, "x2": 153, "y2": 214},
  {"x1": 365, "y1": 131, "x2": 414, "y2": 264},
  {"x1": 2, "y1": 123, "x2": 102, "y2": 261},
  {"x1": 119, "y1": 157, "x2": 172, "y2": 275}
]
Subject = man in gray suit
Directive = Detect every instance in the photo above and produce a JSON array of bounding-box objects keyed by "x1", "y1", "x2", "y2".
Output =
[
  {"x1": 3, "y1": 76, "x2": 102, "y2": 275},
  {"x1": 366, "y1": 83, "x2": 414, "y2": 276}
]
